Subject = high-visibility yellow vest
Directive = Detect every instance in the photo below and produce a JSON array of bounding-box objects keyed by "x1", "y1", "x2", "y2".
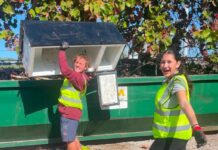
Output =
[
  {"x1": 152, "y1": 74, "x2": 192, "y2": 140},
  {"x1": 58, "y1": 78, "x2": 86, "y2": 110}
]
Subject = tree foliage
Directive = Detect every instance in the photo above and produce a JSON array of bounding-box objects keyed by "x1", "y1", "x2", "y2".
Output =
[{"x1": 0, "y1": 0, "x2": 218, "y2": 63}]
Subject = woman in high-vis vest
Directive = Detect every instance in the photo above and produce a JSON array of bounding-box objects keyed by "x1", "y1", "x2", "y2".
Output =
[
  {"x1": 58, "y1": 42, "x2": 90, "y2": 150},
  {"x1": 149, "y1": 50, "x2": 207, "y2": 150}
]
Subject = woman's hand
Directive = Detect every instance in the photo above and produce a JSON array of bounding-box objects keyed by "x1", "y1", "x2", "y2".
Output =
[
  {"x1": 60, "y1": 41, "x2": 69, "y2": 51},
  {"x1": 192, "y1": 124, "x2": 207, "y2": 148}
]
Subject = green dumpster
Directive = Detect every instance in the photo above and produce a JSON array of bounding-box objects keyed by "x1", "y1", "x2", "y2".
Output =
[{"x1": 0, "y1": 74, "x2": 218, "y2": 148}]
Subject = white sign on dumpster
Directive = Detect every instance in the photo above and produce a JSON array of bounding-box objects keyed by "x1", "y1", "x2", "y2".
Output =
[
  {"x1": 97, "y1": 71, "x2": 119, "y2": 109},
  {"x1": 108, "y1": 86, "x2": 128, "y2": 109}
]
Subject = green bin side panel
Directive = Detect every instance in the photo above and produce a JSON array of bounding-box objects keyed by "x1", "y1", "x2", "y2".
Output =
[
  {"x1": 191, "y1": 81, "x2": 218, "y2": 114},
  {"x1": 0, "y1": 74, "x2": 218, "y2": 148},
  {"x1": 0, "y1": 80, "x2": 62, "y2": 126}
]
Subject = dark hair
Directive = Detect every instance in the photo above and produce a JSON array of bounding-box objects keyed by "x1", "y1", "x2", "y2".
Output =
[{"x1": 160, "y1": 50, "x2": 193, "y2": 94}]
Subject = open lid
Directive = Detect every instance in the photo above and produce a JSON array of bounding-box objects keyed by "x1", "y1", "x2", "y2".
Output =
[
  {"x1": 20, "y1": 20, "x2": 125, "y2": 47},
  {"x1": 19, "y1": 21, "x2": 126, "y2": 77}
]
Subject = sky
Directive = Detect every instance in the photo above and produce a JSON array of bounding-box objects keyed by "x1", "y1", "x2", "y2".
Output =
[
  {"x1": 0, "y1": 14, "x2": 25, "y2": 60},
  {"x1": 0, "y1": 40, "x2": 18, "y2": 60}
]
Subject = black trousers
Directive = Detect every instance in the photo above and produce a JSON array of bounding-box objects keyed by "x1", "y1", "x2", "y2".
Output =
[{"x1": 149, "y1": 138, "x2": 188, "y2": 150}]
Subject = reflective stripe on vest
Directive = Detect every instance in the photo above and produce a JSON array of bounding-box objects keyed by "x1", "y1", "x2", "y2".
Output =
[
  {"x1": 153, "y1": 123, "x2": 191, "y2": 133},
  {"x1": 58, "y1": 77, "x2": 86, "y2": 110},
  {"x1": 152, "y1": 74, "x2": 192, "y2": 140},
  {"x1": 155, "y1": 108, "x2": 184, "y2": 116}
]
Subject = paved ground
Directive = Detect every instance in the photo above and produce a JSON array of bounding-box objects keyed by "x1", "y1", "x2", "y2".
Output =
[
  {"x1": 86, "y1": 132, "x2": 218, "y2": 150},
  {"x1": 3, "y1": 131, "x2": 218, "y2": 150}
]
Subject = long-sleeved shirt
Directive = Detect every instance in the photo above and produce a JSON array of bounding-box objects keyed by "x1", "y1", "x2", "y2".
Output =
[{"x1": 58, "y1": 50, "x2": 89, "y2": 120}]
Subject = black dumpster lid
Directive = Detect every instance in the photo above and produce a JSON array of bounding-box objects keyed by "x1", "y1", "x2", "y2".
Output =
[{"x1": 20, "y1": 20, "x2": 126, "y2": 47}]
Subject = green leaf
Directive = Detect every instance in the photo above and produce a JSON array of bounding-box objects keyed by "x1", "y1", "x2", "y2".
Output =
[
  {"x1": 0, "y1": 30, "x2": 12, "y2": 39},
  {"x1": 148, "y1": 5, "x2": 153, "y2": 13},
  {"x1": 138, "y1": 35, "x2": 145, "y2": 42},
  {"x1": 35, "y1": 7, "x2": 40, "y2": 14},
  {"x1": 84, "y1": 4, "x2": 89, "y2": 12},
  {"x1": 70, "y1": 9, "x2": 80, "y2": 18},
  {"x1": 108, "y1": 15, "x2": 118, "y2": 24},
  {"x1": 42, "y1": 2, "x2": 48, "y2": 8},
  {"x1": 156, "y1": 16, "x2": 163, "y2": 24},
  {"x1": 145, "y1": 35, "x2": 154, "y2": 43},
  {"x1": 126, "y1": 0, "x2": 136, "y2": 7},
  {"x1": 60, "y1": 1, "x2": 69, "y2": 11},
  {"x1": 209, "y1": 53, "x2": 218, "y2": 63},
  {"x1": 170, "y1": 27, "x2": 176, "y2": 36},
  {"x1": 164, "y1": 37, "x2": 172, "y2": 46},
  {"x1": 2, "y1": 4, "x2": 15, "y2": 15},
  {"x1": 151, "y1": 44, "x2": 159, "y2": 52},
  {"x1": 164, "y1": 20, "x2": 171, "y2": 27},
  {"x1": 123, "y1": 21, "x2": 128, "y2": 28},
  {"x1": 125, "y1": 2, "x2": 131, "y2": 7},
  {"x1": 201, "y1": 29, "x2": 210, "y2": 38},
  {"x1": 118, "y1": 2, "x2": 125, "y2": 11},
  {"x1": 93, "y1": 2, "x2": 101, "y2": 14},
  {"x1": 192, "y1": 30, "x2": 201, "y2": 37},
  {"x1": 53, "y1": 14, "x2": 65, "y2": 21},
  {"x1": 202, "y1": 10, "x2": 209, "y2": 19},
  {"x1": 103, "y1": 3, "x2": 113, "y2": 15},
  {"x1": 0, "y1": 0, "x2": 4, "y2": 6},
  {"x1": 205, "y1": 44, "x2": 214, "y2": 51},
  {"x1": 29, "y1": 9, "x2": 36, "y2": 18},
  {"x1": 205, "y1": 37, "x2": 212, "y2": 43},
  {"x1": 39, "y1": 17, "x2": 48, "y2": 21},
  {"x1": 66, "y1": 0, "x2": 73, "y2": 9},
  {"x1": 138, "y1": 27, "x2": 144, "y2": 32}
]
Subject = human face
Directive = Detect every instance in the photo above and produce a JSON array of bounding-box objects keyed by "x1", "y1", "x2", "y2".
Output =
[
  {"x1": 160, "y1": 53, "x2": 181, "y2": 78},
  {"x1": 73, "y1": 56, "x2": 87, "y2": 73}
]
